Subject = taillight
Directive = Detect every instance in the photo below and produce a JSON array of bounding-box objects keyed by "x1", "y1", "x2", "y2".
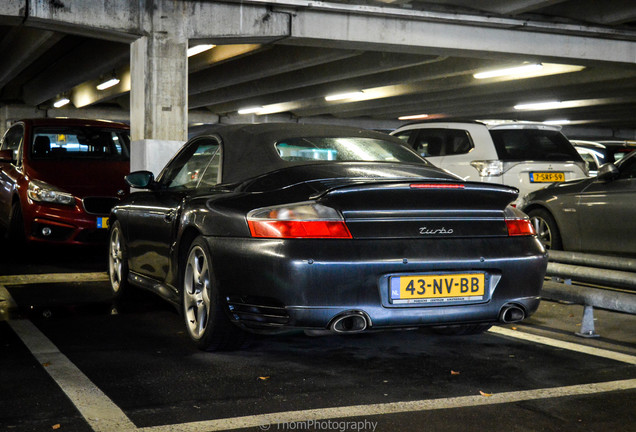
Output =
[
  {"x1": 247, "y1": 202, "x2": 352, "y2": 239},
  {"x1": 470, "y1": 160, "x2": 504, "y2": 177},
  {"x1": 410, "y1": 183, "x2": 465, "y2": 189},
  {"x1": 506, "y1": 218, "x2": 535, "y2": 236},
  {"x1": 504, "y1": 205, "x2": 535, "y2": 236}
]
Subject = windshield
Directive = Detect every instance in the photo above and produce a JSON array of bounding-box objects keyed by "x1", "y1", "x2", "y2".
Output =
[
  {"x1": 276, "y1": 137, "x2": 425, "y2": 164},
  {"x1": 490, "y1": 129, "x2": 581, "y2": 162},
  {"x1": 30, "y1": 127, "x2": 130, "y2": 161}
]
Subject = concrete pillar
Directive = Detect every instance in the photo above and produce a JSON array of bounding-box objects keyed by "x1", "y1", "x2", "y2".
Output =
[
  {"x1": 130, "y1": 5, "x2": 188, "y2": 176},
  {"x1": 0, "y1": 107, "x2": 8, "y2": 138}
]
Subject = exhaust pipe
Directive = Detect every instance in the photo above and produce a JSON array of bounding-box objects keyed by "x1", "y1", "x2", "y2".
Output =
[
  {"x1": 329, "y1": 311, "x2": 369, "y2": 333},
  {"x1": 500, "y1": 304, "x2": 526, "y2": 323}
]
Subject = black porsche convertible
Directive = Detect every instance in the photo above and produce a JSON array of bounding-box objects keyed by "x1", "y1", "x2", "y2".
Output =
[{"x1": 108, "y1": 123, "x2": 547, "y2": 351}]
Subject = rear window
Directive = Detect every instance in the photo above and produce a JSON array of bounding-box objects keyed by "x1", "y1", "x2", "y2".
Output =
[
  {"x1": 276, "y1": 137, "x2": 425, "y2": 164},
  {"x1": 489, "y1": 129, "x2": 581, "y2": 162},
  {"x1": 411, "y1": 129, "x2": 473, "y2": 157},
  {"x1": 31, "y1": 127, "x2": 130, "y2": 161}
]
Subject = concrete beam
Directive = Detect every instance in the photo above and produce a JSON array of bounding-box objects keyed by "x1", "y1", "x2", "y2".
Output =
[
  {"x1": 46, "y1": 106, "x2": 130, "y2": 123},
  {"x1": 2, "y1": 1, "x2": 291, "y2": 44},
  {"x1": 297, "y1": 115, "x2": 402, "y2": 131},
  {"x1": 0, "y1": 27, "x2": 64, "y2": 88},
  {"x1": 0, "y1": 0, "x2": 26, "y2": 25},
  {"x1": 596, "y1": 2, "x2": 636, "y2": 25},
  {"x1": 461, "y1": 0, "x2": 570, "y2": 16},
  {"x1": 285, "y1": 8, "x2": 636, "y2": 65},
  {"x1": 0, "y1": 104, "x2": 46, "y2": 136},
  {"x1": 189, "y1": 46, "x2": 360, "y2": 96},
  {"x1": 546, "y1": 0, "x2": 636, "y2": 26},
  {"x1": 259, "y1": 65, "x2": 631, "y2": 118},
  {"x1": 204, "y1": 57, "x2": 501, "y2": 114},
  {"x1": 0, "y1": 104, "x2": 219, "y2": 129},
  {"x1": 189, "y1": 110, "x2": 220, "y2": 126},
  {"x1": 22, "y1": 39, "x2": 129, "y2": 106},
  {"x1": 186, "y1": 2, "x2": 290, "y2": 43},
  {"x1": 304, "y1": 72, "x2": 636, "y2": 119},
  {"x1": 23, "y1": 0, "x2": 141, "y2": 43},
  {"x1": 188, "y1": 44, "x2": 263, "y2": 74},
  {"x1": 190, "y1": 52, "x2": 438, "y2": 109},
  {"x1": 71, "y1": 67, "x2": 131, "y2": 108},
  {"x1": 376, "y1": 99, "x2": 636, "y2": 126}
]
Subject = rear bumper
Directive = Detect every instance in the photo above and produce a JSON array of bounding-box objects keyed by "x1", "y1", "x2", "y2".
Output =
[{"x1": 205, "y1": 236, "x2": 547, "y2": 332}]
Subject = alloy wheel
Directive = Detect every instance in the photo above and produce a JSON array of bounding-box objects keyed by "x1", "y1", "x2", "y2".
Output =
[
  {"x1": 531, "y1": 216, "x2": 553, "y2": 249},
  {"x1": 184, "y1": 245, "x2": 211, "y2": 340},
  {"x1": 109, "y1": 226, "x2": 124, "y2": 292}
]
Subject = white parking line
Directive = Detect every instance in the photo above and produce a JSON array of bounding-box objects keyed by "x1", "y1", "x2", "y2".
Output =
[
  {"x1": 8, "y1": 319, "x2": 137, "y2": 432},
  {"x1": 138, "y1": 379, "x2": 636, "y2": 432},
  {"x1": 489, "y1": 327, "x2": 636, "y2": 365},
  {"x1": 6, "y1": 300, "x2": 636, "y2": 432}
]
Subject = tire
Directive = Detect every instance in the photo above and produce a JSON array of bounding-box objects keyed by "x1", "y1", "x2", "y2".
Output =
[
  {"x1": 108, "y1": 220, "x2": 130, "y2": 300},
  {"x1": 527, "y1": 208, "x2": 562, "y2": 250},
  {"x1": 182, "y1": 237, "x2": 245, "y2": 351},
  {"x1": 431, "y1": 324, "x2": 493, "y2": 336}
]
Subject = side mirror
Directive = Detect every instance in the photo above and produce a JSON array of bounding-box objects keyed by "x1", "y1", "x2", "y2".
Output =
[
  {"x1": 0, "y1": 149, "x2": 14, "y2": 163},
  {"x1": 125, "y1": 170, "x2": 156, "y2": 189},
  {"x1": 597, "y1": 163, "x2": 619, "y2": 181}
]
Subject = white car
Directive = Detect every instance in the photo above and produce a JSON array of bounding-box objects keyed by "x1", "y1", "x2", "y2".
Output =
[
  {"x1": 571, "y1": 140, "x2": 605, "y2": 176},
  {"x1": 391, "y1": 120, "x2": 588, "y2": 205}
]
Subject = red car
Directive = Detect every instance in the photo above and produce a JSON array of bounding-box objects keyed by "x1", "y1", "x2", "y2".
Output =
[{"x1": 0, "y1": 118, "x2": 130, "y2": 246}]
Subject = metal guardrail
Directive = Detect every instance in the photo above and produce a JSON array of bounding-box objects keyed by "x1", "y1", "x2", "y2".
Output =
[{"x1": 542, "y1": 250, "x2": 636, "y2": 338}]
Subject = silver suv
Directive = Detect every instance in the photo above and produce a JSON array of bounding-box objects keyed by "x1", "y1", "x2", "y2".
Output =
[{"x1": 391, "y1": 120, "x2": 587, "y2": 205}]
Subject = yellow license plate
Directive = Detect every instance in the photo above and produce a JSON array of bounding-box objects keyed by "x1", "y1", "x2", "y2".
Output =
[
  {"x1": 390, "y1": 273, "x2": 485, "y2": 304},
  {"x1": 97, "y1": 217, "x2": 109, "y2": 229},
  {"x1": 530, "y1": 172, "x2": 565, "y2": 183}
]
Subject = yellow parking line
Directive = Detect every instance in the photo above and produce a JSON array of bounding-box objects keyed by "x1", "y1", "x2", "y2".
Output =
[
  {"x1": 0, "y1": 272, "x2": 108, "y2": 286},
  {"x1": 0, "y1": 285, "x2": 17, "y2": 320}
]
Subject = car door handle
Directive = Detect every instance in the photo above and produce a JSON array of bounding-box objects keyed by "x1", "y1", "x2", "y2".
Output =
[{"x1": 164, "y1": 210, "x2": 177, "y2": 223}]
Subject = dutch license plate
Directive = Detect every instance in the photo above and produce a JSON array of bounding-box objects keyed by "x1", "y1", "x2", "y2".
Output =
[
  {"x1": 97, "y1": 217, "x2": 109, "y2": 229},
  {"x1": 390, "y1": 273, "x2": 486, "y2": 304},
  {"x1": 529, "y1": 172, "x2": 565, "y2": 183}
]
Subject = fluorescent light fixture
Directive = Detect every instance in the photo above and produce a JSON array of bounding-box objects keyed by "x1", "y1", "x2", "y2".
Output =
[
  {"x1": 325, "y1": 91, "x2": 364, "y2": 102},
  {"x1": 96, "y1": 78, "x2": 120, "y2": 91},
  {"x1": 238, "y1": 106, "x2": 263, "y2": 115},
  {"x1": 398, "y1": 113, "x2": 429, "y2": 121},
  {"x1": 187, "y1": 44, "x2": 215, "y2": 57},
  {"x1": 544, "y1": 119, "x2": 571, "y2": 125},
  {"x1": 53, "y1": 98, "x2": 70, "y2": 108},
  {"x1": 473, "y1": 63, "x2": 543, "y2": 79},
  {"x1": 514, "y1": 101, "x2": 563, "y2": 111}
]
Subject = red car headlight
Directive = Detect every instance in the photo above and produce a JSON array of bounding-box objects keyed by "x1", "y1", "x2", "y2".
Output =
[
  {"x1": 27, "y1": 180, "x2": 75, "y2": 206},
  {"x1": 247, "y1": 202, "x2": 352, "y2": 239}
]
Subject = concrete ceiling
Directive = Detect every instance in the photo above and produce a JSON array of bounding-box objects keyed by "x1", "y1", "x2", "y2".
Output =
[{"x1": 1, "y1": 0, "x2": 636, "y2": 134}]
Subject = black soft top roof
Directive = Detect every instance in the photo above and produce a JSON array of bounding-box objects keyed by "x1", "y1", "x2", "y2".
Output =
[{"x1": 194, "y1": 123, "x2": 421, "y2": 184}]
